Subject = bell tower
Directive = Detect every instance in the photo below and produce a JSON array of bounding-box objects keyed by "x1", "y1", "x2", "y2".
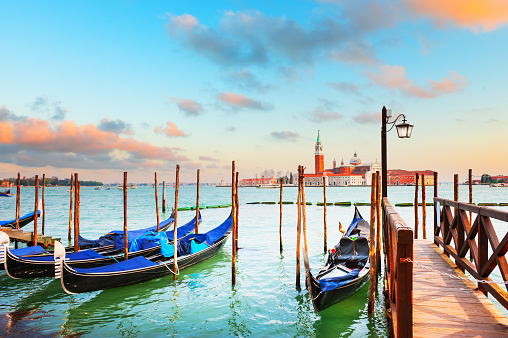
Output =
[{"x1": 314, "y1": 130, "x2": 324, "y2": 174}]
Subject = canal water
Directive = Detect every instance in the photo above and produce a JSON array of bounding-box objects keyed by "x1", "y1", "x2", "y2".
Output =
[{"x1": 1, "y1": 184, "x2": 507, "y2": 336}]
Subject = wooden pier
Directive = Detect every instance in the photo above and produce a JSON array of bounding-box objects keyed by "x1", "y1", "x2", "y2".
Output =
[
  {"x1": 413, "y1": 239, "x2": 508, "y2": 336},
  {"x1": 0, "y1": 226, "x2": 60, "y2": 248},
  {"x1": 383, "y1": 197, "x2": 508, "y2": 337}
]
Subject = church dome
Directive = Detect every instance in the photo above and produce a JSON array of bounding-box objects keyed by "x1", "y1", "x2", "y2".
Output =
[{"x1": 350, "y1": 152, "x2": 361, "y2": 166}]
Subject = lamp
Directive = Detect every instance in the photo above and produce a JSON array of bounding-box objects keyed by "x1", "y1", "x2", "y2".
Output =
[{"x1": 381, "y1": 106, "x2": 413, "y2": 197}]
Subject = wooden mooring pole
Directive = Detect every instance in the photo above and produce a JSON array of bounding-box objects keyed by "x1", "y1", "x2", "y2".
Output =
[
  {"x1": 42, "y1": 174, "x2": 46, "y2": 235},
  {"x1": 376, "y1": 172, "x2": 382, "y2": 277},
  {"x1": 155, "y1": 172, "x2": 160, "y2": 231},
  {"x1": 469, "y1": 169, "x2": 473, "y2": 261},
  {"x1": 368, "y1": 172, "x2": 377, "y2": 314},
  {"x1": 235, "y1": 171, "x2": 239, "y2": 251},
  {"x1": 33, "y1": 175, "x2": 39, "y2": 246},
  {"x1": 73, "y1": 173, "x2": 79, "y2": 252},
  {"x1": 68, "y1": 173, "x2": 73, "y2": 241},
  {"x1": 15, "y1": 173, "x2": 20, "y2": 230},
  {"x1": 323, "y1": 176, "x2": 327, "y2": 253},
  {"x1": 414, "y1": 172, "x2": 419, "y2": 239},
  {"x1": 279, "y1": 178, "x2": 283, "y2": 254},
  {"x1": 162, "y1": 181, "x2": 166, "y2": 213},
  {"x1": 196, "y1": 170, "x2": 200, "y2": 234},
  {"x1": 296, "y1": 165, "x2": 302, "y2": 288},
  {"x1": 302, "y1": 167, "x2": 308, "y2": 255},
  {"x1": 174, "y1": 165, "x2": 179, "y2": 280},
  {"x1": 422, "y1": 174, "x2": 426, "y2": 239},
  {"x1": 123, "y1": 172, "x2": 128, "y2": 260},
  {"x1": 231, "y1": 161, "x2": 236, "y2": 286}
]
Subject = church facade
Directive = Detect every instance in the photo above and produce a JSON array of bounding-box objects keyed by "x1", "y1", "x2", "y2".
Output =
[{"x1": 304, "y1": 131, "x2": 381, "y2": 186}]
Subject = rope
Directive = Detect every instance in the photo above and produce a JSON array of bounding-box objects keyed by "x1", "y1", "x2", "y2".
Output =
[
  {"x1": 402, "y1": 258, "x2": 508, "y2": 285},
  {"x1": 162, "y1": 260, "x2": 180, "y2": 276}
]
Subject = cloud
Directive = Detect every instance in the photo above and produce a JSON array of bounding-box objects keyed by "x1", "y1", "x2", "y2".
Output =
[
  {"x1": 154, "y1": 122, "x2": 188, "y2": 137},
  {"x1": 352, "y1": 111, "x2": 381, "y2": 124},
  {"x1": 170, "y1": 97, "x2": 203, "y2": 116},
  {"x1": 165, "y1": 7, "x2": 400, "y2": 68},
  {"x1": 0, "y1": 118, "x2": 188, "y2": 170},
  {"x1": 30, "y1": 97, "x2": 68, "y2": 120},
  {"x1": 271, "y1": 131, "x2": 300, "y2": 141},
  {"x1": 328, "y1": 82, "x2": 359, "y2": 94},
  {"x1": 223, "y1": 68, "x2": 271, "y2": 92},
  {"x1": 199, "y1": 155, "x2": 219, "y2": 162},
  {"x1": 226, "y1": 126, "x2": 236, "y2": 132},
  {"x1": 310, "y1": 109, "x2": 343, "y2": 122},
  {"x1": 206, "y1": 163, "x2": 219, "y2": 169},
  {"x1": 406, "y1": 0, "x2": 508, "y2": 32},
  {"x1": 0, "y1": 106, "x2": 26, "y2": 122},
  {"x1": 98, "y1": 118, "x2": 133, "y2": 135},
  {"x1": 328, "y1": 41, "x2": 381, "y2": 66},
  {"x1": 217, "y1": 92, "x2": 273, "y2": 111},
  {"x1": 364, "y1": 65, "x2": 470, "y2": 98}
]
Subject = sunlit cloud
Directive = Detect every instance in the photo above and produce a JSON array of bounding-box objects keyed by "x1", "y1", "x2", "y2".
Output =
[
  {"x1": 170, "y1": 97, "x2": 203, "y2": 116},
  {"x1": 271, "y1": 131, "x2": 300, "y2": 141},
  {"x1": 154, "y1": 122, "x2": 188, "y2": 137},
  {"x1": 217, "y1": 92, "x2": 273, "y2": 111},
  {"x1": 406, "y1": 0, "x2": 508, "y2": 32},
  {"x1": 0, "y1": 118, "x2": 188, "y2": 170},
  {"x1": 328, "y1": 82, "x2": 359, "y2": 94},
  {"x1": 364, "y1": 65, "x2": 470, "y2": 98},
  {"x1": 98, "y1": 118, "x2": 133, "y2": 135}
]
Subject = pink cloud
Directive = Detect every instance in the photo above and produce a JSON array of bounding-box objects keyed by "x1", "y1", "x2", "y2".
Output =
[
  {"x1": 154, "y1": 122, "x2": 188, "y2": 137},
  {"x1": 353, "y1": 112, "x2": 381, "y2": 124},
  {"x1": 199, "y1": 155, "x2": 219, "y2": 162},
  {"x1": 407, "y1": 0, "x2": 508, "y2": 32},
  {"x1": 170, "y1": 97, "x2": 203, "y2": 116},
  {"x1": 365, "y1": 65, "x2": 469, "y2": 98},
  {"x1": 0, "y1": 118, "x2": 188, "y2": 170},
  {"x1": 217, "y1": 92, "x2": 272, "y2": 111}
]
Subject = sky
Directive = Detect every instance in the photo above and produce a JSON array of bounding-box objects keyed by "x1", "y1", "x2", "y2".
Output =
[{"x1": 0, "y1": 0, "x2": 507, "y2": 184}]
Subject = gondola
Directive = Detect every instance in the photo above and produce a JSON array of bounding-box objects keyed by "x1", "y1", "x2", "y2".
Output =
[
  {"x1": 0, "y1": 212, "x2": 199, "y2": 279},
  {"x1": 0, "y1": 209, "x2": 42, "y2": 229},
  {"x1": 53, "y1": 211, "x2": 233, "y2": 294},
  {"x1": 0, "y1": 189, "x2": 13, "y2": 197},
  {"x1": 303, "y1": 206, "x2": 371, "y2": 313}
]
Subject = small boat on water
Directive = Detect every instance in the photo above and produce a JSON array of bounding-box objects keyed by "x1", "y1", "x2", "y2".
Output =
[
  {"x1": 303, "y1": 206, "x2": 371, "y2": 313},
  {"x1": 0, "y1": 204, "x2": 43, "y2": 229},
  {"x1": 0, "y1": 189, "x2": 13, "y2": 197},
  {"x1": 53, "y1": 211, "x2": 233, "y2": 294},
  {"x1": 0, "y1": 212, "x2": 199, "y2": 279}
]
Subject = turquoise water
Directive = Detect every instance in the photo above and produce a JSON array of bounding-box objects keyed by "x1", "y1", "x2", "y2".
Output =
[{"x1": 1, "y1": 184, "x2": 507, "y2": 336}]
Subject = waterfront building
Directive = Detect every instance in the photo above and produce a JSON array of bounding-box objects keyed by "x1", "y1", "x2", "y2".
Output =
[
  {"x1": 239, "y1": 177, "x2": 278, "y2": 187},
  {"x1": 387, "y1": 169, "x2": 435, "y2": 185},
  {"x1": 305, "y1": 131, "x2": 380, "y2": 186}
]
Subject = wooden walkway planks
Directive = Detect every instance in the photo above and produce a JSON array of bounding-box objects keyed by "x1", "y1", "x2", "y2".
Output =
[
  {"x1": 0, "y1": 226, "x2": 60, "y2": 248},
  {"x1": 413, "y1": 239, "x2": 508, "y2": 337}
]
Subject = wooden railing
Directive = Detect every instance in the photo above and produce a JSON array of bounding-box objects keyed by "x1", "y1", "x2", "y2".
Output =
[
  {"x1": 382, "y1": 198, "x2": 413, "y2": 338},
  {"x1": 434, "y1": 198, "x2": 508, "y2": 309}
]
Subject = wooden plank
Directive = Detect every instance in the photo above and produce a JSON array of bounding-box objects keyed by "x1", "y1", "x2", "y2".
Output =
[{"x1": 413, "y1": 239, "x2": 508, "y2": 336}]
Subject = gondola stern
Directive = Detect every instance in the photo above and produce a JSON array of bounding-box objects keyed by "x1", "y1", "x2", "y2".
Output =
[
  {"x1": 53, "y1": 241, "x2": 75, "y2": 294},
  {"x1": 0, "y1": 231, "x2": 9, "y2": 266}
]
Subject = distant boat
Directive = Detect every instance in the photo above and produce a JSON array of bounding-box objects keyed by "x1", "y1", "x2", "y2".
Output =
[
  {"x1": 95, "y1": 187, "x2": 101, "y2": 190},
  {"x1": 117, "y1": 184, "x2": 138, "y2": 190},
  {"x1": 256, "y1": 184, "x2": 279, "y2": 189},
  {"x1": 490, "y1": 183, "x2": 508, "y2": 187},
  {"x1": 0, "y1": 189, "x2": 13, "y2": 197}
]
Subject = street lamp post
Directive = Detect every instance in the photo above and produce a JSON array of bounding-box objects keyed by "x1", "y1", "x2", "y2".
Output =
[{"x1": 381, "y1": 106, "x2": 413, "y2": 197}]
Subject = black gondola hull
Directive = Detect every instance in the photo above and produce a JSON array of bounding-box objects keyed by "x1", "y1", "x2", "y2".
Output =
[
  {"x1": 60, "y1": 234, "x2": 230, "y2": 294},
  {"x1": 4, "y1": 245, "x2": 164, "y2": 279},
  {"x1": 307, "y1": 270, "x2": 369, "y2": 313}
]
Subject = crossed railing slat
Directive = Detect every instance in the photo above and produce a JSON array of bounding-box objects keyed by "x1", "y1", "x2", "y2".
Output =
[{"x1": 434, "y1": 198, "x2": 508, "y2": 309}]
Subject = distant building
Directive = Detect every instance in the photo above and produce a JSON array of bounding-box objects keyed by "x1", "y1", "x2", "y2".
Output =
[
  {"x1": 305, "y1": 131, "x2": 380, "y2": 186},
  {"x1": 239, "y1": 177, "x2": 278, "y2": 187},
  {"x1": 387, "y1": 170, "x2": 435, "y2": 185},
  {"x1": 1, "y1": 181, "x2": 14, "y2": 187}
]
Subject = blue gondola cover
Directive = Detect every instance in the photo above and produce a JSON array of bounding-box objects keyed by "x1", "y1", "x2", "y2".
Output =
[
  {"x1": 72, "y1": 256, "x2": 156, "y2": 274},
  {"x1": 318, "y1": 268, "x2": 361, "y2": 292}
]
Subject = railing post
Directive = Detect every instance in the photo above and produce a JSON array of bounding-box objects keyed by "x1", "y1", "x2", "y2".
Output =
[
  {"x1": 396, "y1": 226, "x2": 413, "y2": 338},
  {"x1": 434, "y1": 172, "x2": 438, "y2": 246}
]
